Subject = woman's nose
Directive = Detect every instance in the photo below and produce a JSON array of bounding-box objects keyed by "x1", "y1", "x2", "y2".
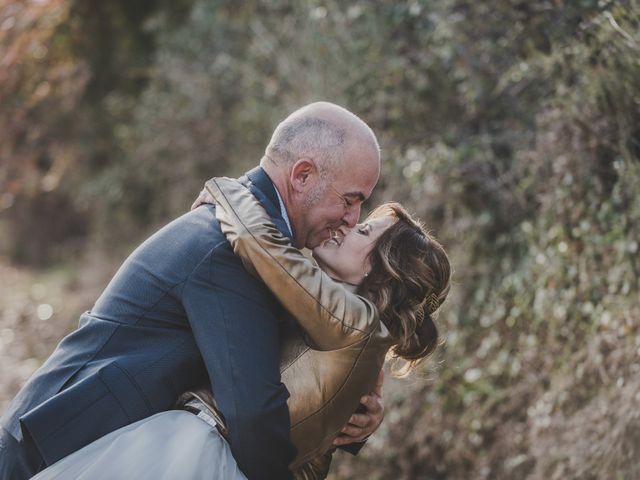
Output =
[{"x1": 341, "y1": 206, "x2": 360, "y2": 228}]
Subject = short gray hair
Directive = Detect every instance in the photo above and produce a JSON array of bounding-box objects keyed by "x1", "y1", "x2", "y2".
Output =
[{"x1": 265, "y1": 116, "x2": 346, "y2": 180}]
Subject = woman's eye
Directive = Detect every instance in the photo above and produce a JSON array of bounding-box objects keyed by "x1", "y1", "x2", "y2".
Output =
[{"x1": 357, "y1": 226, "x2": 369, "y2": 236}]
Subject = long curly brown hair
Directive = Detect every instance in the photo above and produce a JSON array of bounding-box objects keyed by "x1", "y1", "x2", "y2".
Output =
[{"x1": 356, "y1": 203, "x2": 451, "y2": 375}]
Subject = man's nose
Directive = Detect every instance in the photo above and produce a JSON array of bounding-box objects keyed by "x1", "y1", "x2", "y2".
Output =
[
  {"x1": 342, "y1": 205, "x2": 360, "y2": 228},
  {"x1": 336, "y1": 225, "x2": 351, "y2": 237}
]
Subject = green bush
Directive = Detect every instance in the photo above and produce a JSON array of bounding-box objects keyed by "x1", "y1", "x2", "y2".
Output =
[{"x1": 1, "y1": 1, "x2": 638, "y2": 477}]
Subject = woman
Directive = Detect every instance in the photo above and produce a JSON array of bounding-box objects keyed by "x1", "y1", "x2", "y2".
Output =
[{"x1": 33, "y1": 178, "x2": 451, "y2": 479}]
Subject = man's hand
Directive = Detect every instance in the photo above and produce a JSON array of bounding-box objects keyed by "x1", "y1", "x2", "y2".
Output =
[{"x1": 333, "y1": 369, "x2": 385, "y2": 446}]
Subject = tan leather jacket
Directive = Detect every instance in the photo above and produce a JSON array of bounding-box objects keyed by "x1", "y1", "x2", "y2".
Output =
[{"x1": 206, "y1": 177, "x2": 394, "y2": 471}]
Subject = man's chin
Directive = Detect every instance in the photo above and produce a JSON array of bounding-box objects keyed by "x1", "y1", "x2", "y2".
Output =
[
  {"x1": 305, "y1": 233, "x2": 330, "y2": 250},
  {"x1": 291, "y1": 229, "x2": 309, "y2": 250}
]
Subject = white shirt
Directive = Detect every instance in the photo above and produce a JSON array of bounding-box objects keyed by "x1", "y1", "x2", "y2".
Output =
[{"x1": 273, "y1": 186, "x2": 292, "y2": 238}]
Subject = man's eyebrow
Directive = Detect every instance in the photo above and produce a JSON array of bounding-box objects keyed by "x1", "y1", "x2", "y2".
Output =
[{"x1": 343, "y1": 192, "x2": 366, "y2": 202}]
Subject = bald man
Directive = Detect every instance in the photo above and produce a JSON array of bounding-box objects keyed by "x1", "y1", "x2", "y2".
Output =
[
  {"x1": 261, "y1": 102, "x2": 380, "y2": 249},
  {"x1": 1, "y1": 102, "x2": 382, "y2": 480}
]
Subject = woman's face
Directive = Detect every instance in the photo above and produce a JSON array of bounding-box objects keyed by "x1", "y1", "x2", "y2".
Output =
[{"x1": 312, "y1": 213, "x2": 396, "y2": 285}]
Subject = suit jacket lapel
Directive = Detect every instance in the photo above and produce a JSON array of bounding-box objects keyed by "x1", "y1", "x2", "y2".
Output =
[{"x1": 242, "y1": 167, "x2": 293, "y2": 240}]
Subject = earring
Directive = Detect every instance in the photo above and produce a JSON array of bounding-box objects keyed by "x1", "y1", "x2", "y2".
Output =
[{"x1": 363, "y1": 272, "x2": 369, "y2": 278}]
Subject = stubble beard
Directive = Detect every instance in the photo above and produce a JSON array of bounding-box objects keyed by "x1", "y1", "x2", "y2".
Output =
[
  {"x1": 301, "y1": 180, "x2": 330, "y2": 249},
  {"x1": 303, "y1": 180, "x2": 325, "y2": 209}
]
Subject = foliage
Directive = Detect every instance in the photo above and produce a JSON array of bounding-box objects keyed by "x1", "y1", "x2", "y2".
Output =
[
  {"x1": 0, "y1": 0, "x2": 194, "y2": 261},
  {"x1": 1, "y1": 1, "x2": 639, "y2": 478}
]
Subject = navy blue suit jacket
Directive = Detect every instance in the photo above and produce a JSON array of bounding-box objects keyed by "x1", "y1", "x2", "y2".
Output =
[{"x1": 1, "y1": 167, "x2": 296, "y2": 479}]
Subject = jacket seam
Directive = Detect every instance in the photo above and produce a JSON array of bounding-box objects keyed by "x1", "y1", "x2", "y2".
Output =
[
  {"x1": 177, "y1": 238, "x2": 228, "y2": 297},
  {"x1": 28, "y1": 390, "x2": 110, "y2": 443},
  {"x1": 280, "y1": 344, "x2": 312, "y2": 374},
  {"x1": 79, "y1": 240, "x2": 224, "y2": 377},
  {"x1": 108, "y1": 362, "x2": 154, "y2": 415},
  {"x1": 290, "y1": 332, "x2": 381, "y2": 428}
]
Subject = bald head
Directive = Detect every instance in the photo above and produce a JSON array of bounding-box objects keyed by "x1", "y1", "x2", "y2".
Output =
[{"x1": 262, "y1": 101, "x2": 380, "y2": 180}]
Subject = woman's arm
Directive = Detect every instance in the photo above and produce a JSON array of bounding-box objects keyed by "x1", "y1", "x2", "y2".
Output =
[
  {"x1": 291, "y1": 449, "x2": 334, "y2": 480},
  {"x1": 206, "y1": 177, "x2": 379, "y2": 351}
]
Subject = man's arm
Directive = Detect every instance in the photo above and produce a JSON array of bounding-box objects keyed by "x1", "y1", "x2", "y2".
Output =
[{"x1": 182, "y1": 233, "x2": 296, "y2": 479}]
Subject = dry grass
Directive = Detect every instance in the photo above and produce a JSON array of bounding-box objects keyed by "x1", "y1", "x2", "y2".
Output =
[{"x1": 0, "y1": 256, "x2": 113, "y2": 412}]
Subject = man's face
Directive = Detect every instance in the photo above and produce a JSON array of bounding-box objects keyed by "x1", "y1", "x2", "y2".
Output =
[{"x1": 296, "y1": 149, "x2": 380, "y2": 249}]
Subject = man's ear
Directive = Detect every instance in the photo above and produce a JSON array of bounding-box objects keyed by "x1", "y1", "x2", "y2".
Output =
[{"x1": 290, "y1": 158, "x2": 318, "y2": 193}]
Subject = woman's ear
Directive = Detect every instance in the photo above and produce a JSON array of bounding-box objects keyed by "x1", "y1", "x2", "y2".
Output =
[
  {"x1": 290, "y1": 158, "x2": 318, "y2": 193},
  {"x1": 362, "y1": 257, "x2": 373, "y2": 280}
]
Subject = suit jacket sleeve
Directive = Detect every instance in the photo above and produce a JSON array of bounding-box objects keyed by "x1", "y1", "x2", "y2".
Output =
[{"x1": 206, "y1": 177, "x2": 380, "y2": 351}]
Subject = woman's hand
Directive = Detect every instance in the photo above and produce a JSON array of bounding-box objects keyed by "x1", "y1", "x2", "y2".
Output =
[
  {"x1": 333, "y1": 369, "x2": 385, "y2": 446},
  {"x1": 191, "y1": 188, "x2": 214, "y2": 210}
]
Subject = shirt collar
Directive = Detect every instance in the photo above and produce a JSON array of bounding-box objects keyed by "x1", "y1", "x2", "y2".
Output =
[{"x1": 273, "y1": 186, "x2": 292, "y2": 238}]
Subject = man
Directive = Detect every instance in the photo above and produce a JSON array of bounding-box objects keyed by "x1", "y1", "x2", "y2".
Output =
[{"x1": 0, "y1": 102, "x2": 382, "y2": 479}]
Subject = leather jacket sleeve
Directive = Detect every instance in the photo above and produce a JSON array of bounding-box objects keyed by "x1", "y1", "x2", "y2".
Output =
[
  {"x1": 291, "y1": 449, "x2": 335, "y2": 480},
  {"x1": 206, "y1": 177, "x2": 380, "y2": 351}
]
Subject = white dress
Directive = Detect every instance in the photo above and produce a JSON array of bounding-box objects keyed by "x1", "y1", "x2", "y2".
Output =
[{"x1": 31, "y1": 409, "x2": 247, "y2": 480}]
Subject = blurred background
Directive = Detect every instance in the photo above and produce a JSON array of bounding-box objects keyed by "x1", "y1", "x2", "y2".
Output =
[{"x1": 1, "y1": 0, "x2": 639, "y2": 478}]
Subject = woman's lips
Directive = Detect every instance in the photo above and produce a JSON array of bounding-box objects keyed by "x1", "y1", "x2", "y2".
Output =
[{"x1": 322, "y1": 230, "x2": 342, "y2": 247}]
